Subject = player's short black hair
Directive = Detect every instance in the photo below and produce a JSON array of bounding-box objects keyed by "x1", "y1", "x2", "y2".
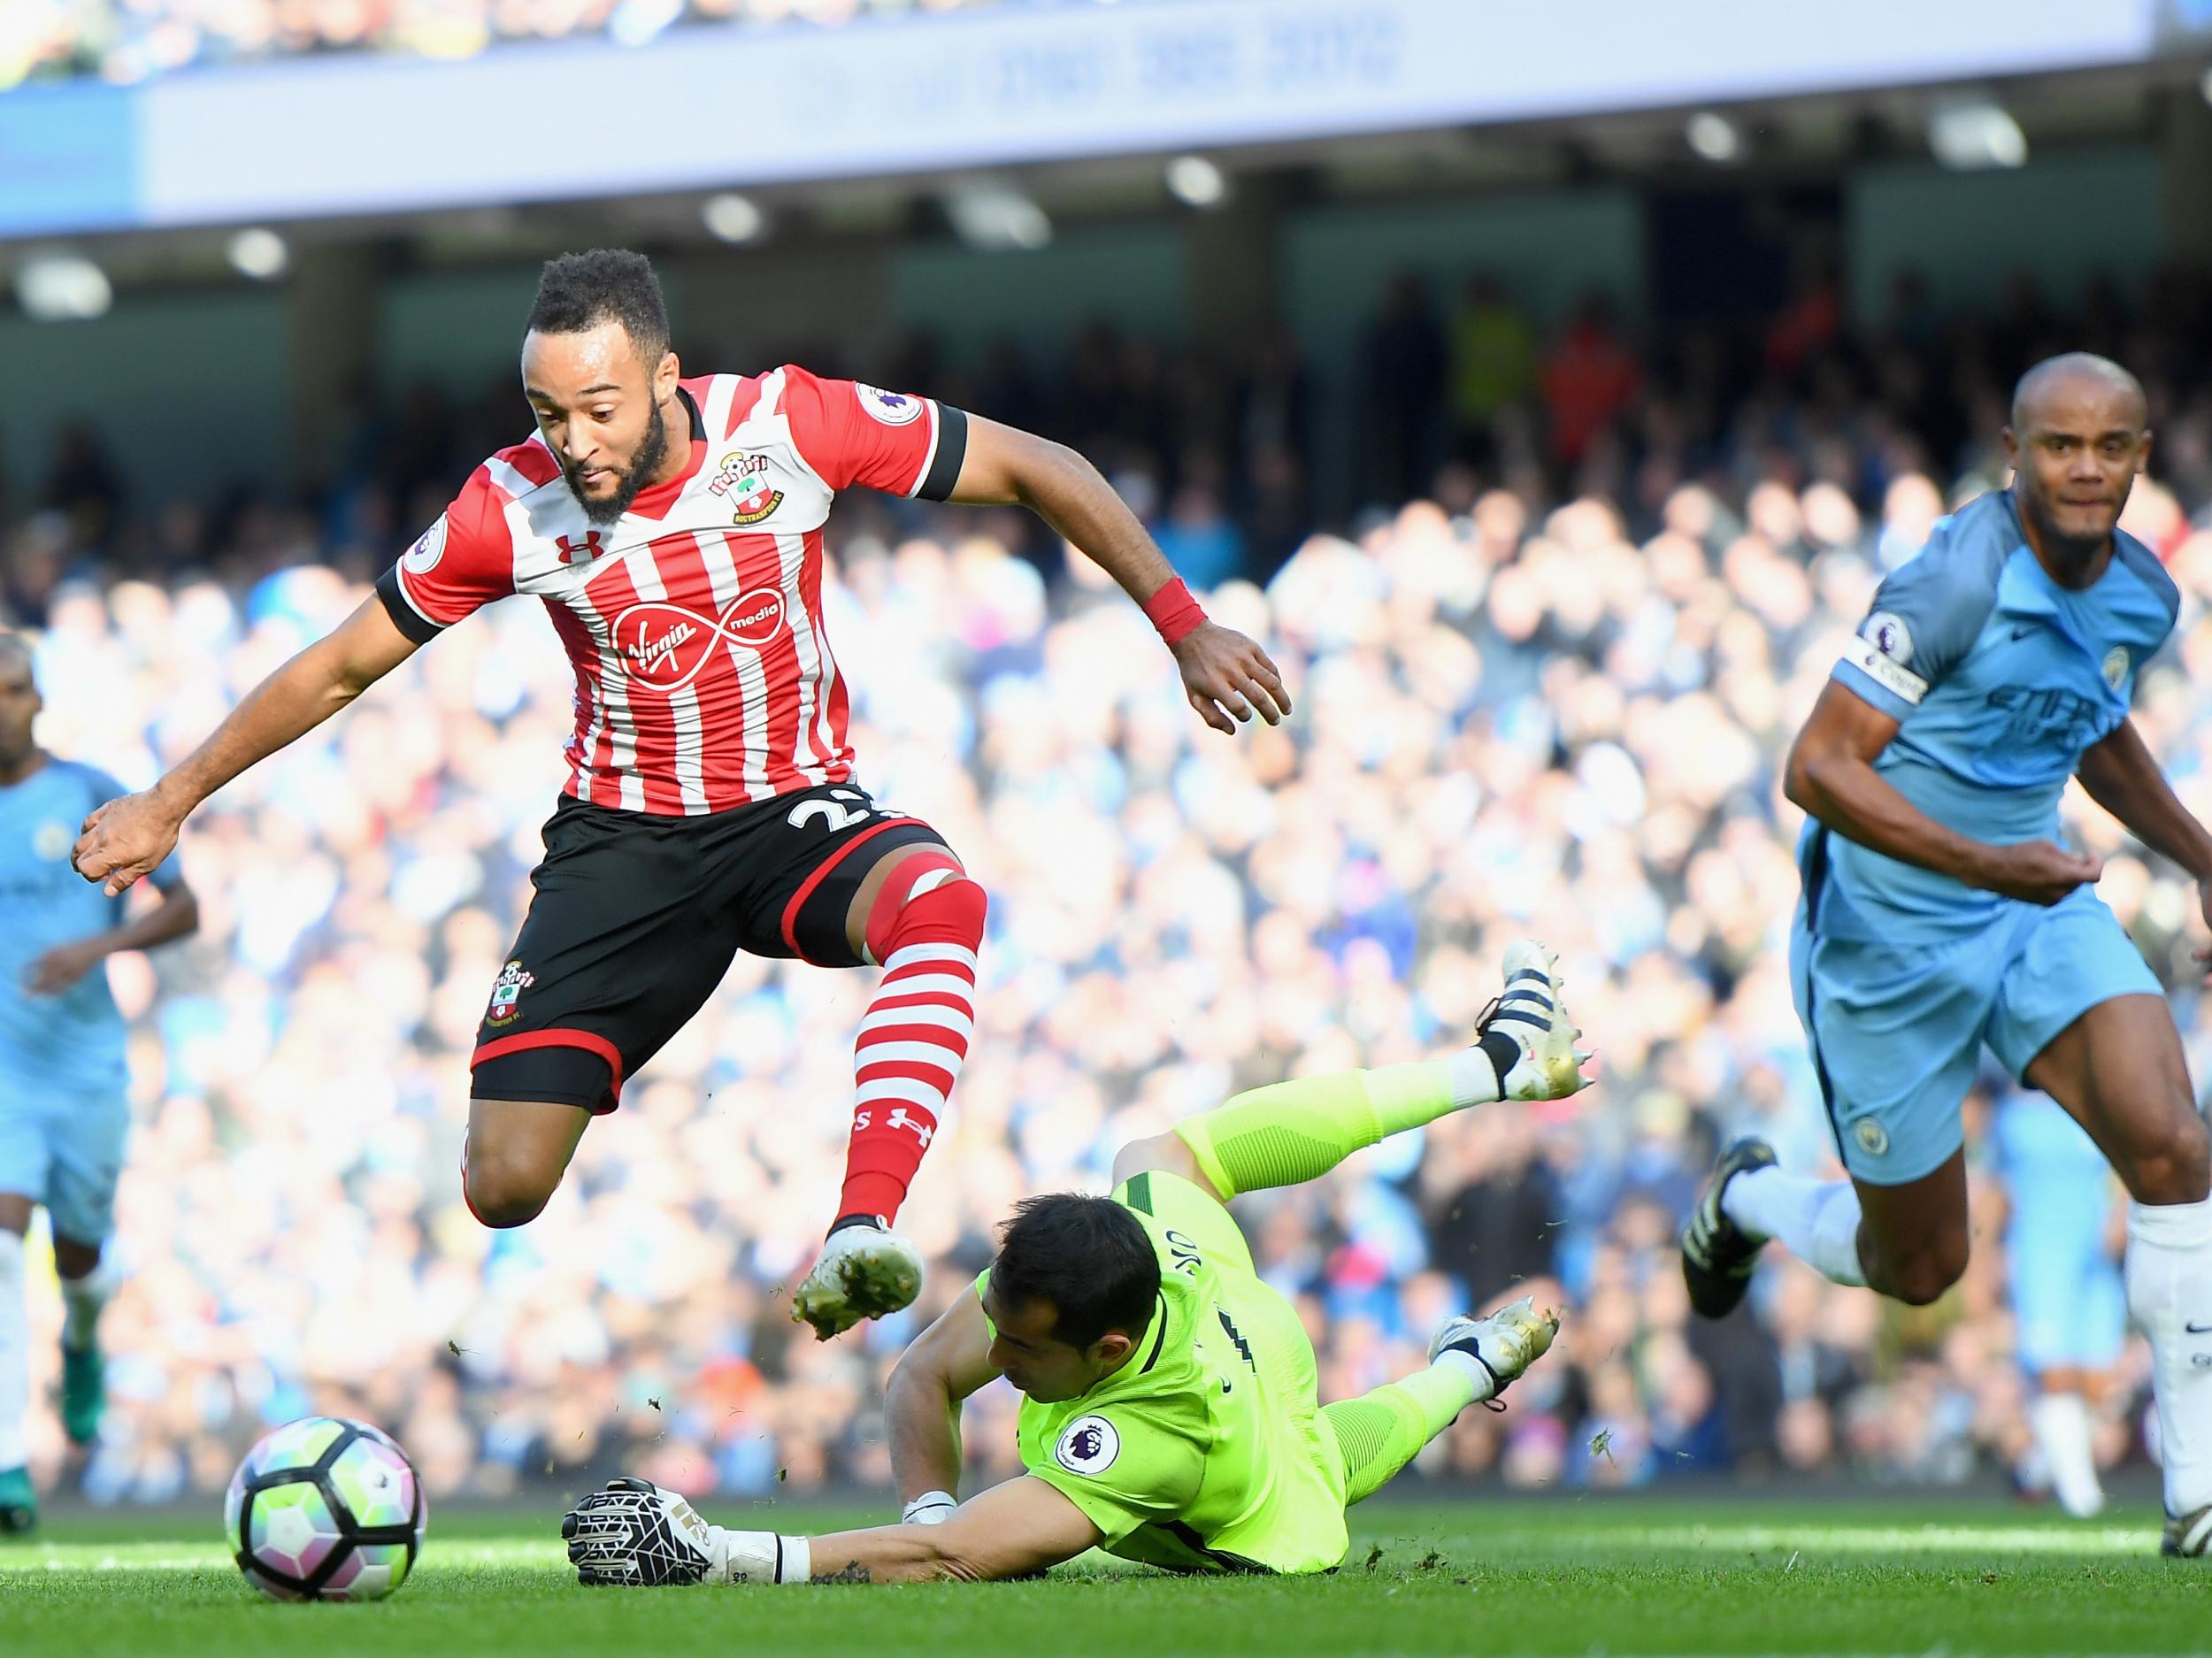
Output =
[
  {"x1": 992, "y1": 1194, "x2": 1161, "y2": 1351},
  {"x1": 525, "y1": 249, "x2": 670, "y2": 364}
]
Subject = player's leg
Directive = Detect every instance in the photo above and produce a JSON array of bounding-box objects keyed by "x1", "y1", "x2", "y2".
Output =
[
  {"x1": 833, "y1": 839, "x2": 986, "y2": 1226},
  {"x1": 1322, "y1": 1299, "x2": 1559, "y2": 1504},
  {"x1": 777, "y1": 807, "x2": 987, "y2": 1338},
  {"x1": 1686, "y1": 919, "x2": 1980, "y2": 1315},
  {"x1": 43, "y1": 1088, "x2": 129, "y2": 1451},
  {"x1": 462, "y1": 1095, "x2": 594, "y2": 1228},
  {"x1": 464, "y1": 801, "x2": 739, "y2": 1227},
  {"x1": 2008, "y1": 1160, "x2": 2123, "y2": 1520},
  {"x1": 0, "y1": 1190, "x2": 30, "y2": 1532},
  {"x1": 2007, "y1": 991, "x2": 2212, "y2": 1551},
  {"x1": 2023, "y1": 1366, "x2": 2106, "y2": 1519},
  {"x1": 2010, "y1": 1239, "x2": 2108, "y2": 1516},
  {"x1": 1161, "y1": 940, "x2": 1586, "y2": 1204},
  {"x1": 1694, "y1": 1132, "x2": 1970, "y2": 1310}
]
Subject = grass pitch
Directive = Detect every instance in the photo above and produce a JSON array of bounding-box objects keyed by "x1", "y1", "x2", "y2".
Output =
[{"x1": 4, "y1": 1494, "x2": 2207, "y2": 1657}]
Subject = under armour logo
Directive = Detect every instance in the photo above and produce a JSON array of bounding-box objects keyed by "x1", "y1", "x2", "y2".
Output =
[
  {"x1": 887, "y1": 1107, "x2": 935, "y2": 1148},
  {"x1": 555, "y1": 530, "x2": 606, "y2": 564}
]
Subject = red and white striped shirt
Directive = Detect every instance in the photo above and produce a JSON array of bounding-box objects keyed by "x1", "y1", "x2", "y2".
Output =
[{"x1": 375, "y1": 367, "x2": 967, "y2": 816}]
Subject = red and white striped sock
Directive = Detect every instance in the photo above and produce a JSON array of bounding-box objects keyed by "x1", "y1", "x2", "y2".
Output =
[{"x1": 836, "y1": 866, "x2": 987, "y2": 1226}]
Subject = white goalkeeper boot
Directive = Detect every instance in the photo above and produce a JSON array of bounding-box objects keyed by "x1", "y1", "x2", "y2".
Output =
[
  {"x1": 792, "y1": 1215, "x2": 925, "y2": 1340},
  {"x1": 1428, "y1": 1295, "x2": 1561, "y2": 1405},
  {"x1": 1475, "y1": 940, "x2": 1593, "y2": 1102}
]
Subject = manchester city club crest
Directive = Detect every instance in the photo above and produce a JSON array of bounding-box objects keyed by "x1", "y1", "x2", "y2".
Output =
[
  {"x1": 2102, "y1": 646, "x2": 2130, "y2": 694},
  {"x1": 709, "y1": 451, "x2": 784, "y2": 526},
  {"x1": 486, "y1": 958, "x2": 534, "y2": 1027}
]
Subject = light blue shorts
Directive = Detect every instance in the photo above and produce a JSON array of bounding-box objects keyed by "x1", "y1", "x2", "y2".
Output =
[
  {"x1": 0, "y1": 1084, "x2": 130, "y2": 1244},
  {"x1": 1791, "y1": 887, "x2": 2162, "y2": 1186}
]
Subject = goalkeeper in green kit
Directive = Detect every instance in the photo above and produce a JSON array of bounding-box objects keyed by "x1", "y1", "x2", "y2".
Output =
[{"x1": 564, "y1": 941, "x2": 1587, "y2": 1585}]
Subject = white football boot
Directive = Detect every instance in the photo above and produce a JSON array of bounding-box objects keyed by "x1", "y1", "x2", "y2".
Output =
[
  {"x1": 1477, "y1": 940, "x2": 1592, "y2": 1101},
  {"x1": 792, "y1": 1216, "x2": 925, "y2": 1340},
  {"x1": 1429, "y1": 1295, "x2": 1562, "y2": 1404}
]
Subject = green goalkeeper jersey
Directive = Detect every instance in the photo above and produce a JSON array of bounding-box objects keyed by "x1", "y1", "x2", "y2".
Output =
[{"x1": 976, "y1": 1171, "x2": 1348, "y2": 1575}]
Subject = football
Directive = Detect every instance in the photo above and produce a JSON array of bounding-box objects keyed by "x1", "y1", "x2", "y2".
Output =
[{"x1": 223, "y1": 1417, "x2": 427, "y2": 1601}]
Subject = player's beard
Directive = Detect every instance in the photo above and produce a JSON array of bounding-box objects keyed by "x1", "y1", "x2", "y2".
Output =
[
  {"x1": 2022, "y1": 480, "x2": 2123, "y2": 579},
  {"x1": 568, "y1": 395, "x2": 672, "y2": 527}
]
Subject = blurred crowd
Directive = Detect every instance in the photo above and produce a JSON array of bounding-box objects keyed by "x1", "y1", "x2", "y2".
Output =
[
  {"x1": 22, "y1": 259, "x2": 2212, "y2": 630},
  {"x1": 3, "y1": 0, "x2": 1044, "y2": 88},
  {"x1": 8, "y1": 265, "x2": 2212, "y2": 1515}
]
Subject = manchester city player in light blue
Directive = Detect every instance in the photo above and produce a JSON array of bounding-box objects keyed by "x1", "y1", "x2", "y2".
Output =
[
  {"x1": 1993, "y1": 1090, "x2": 2123, "y2": 1518},
  {"x1": 1678, "y1": 354, "x2": 2212, "y2": 1556},
  {"x1": 0, "y1": 633, "x2": 196, "y2": 1533}
]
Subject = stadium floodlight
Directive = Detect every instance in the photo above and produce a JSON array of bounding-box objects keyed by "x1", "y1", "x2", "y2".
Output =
[
  {"x1": 702, "y1": 193, "x2": 767, "y2": 244},
  {"x1": 226, "y1": 227, "x2": 290, "y2": 280},
  {"x1": 1927, "y1": 96, "x2": 2027, "y2": 170},
  {"x1": 1164, "y1": 155, "x2": 1230, "y2": 208},
  {"x1": 1685, "y1": 112, "x2": 1743, "y2": 164},
  {"x1": 16, "y1": 254, "x2": 112, "y2": 321},
  {"x1": 943, "y1": 182, "x2": 1053, "y2": 252}
]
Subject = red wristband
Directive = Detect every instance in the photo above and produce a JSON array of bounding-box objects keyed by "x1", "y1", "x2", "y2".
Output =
[{"x1": 1141, "y1": 577, "x2": 1207, "y2": 647}]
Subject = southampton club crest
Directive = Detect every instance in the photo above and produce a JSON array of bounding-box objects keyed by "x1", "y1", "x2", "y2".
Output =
[
  {"x1": 486, "y1": 959, "x2": 534, "y2": 1027},
  {"x1": 709, "y1": 450, "x2": 784, "y2": 526}
]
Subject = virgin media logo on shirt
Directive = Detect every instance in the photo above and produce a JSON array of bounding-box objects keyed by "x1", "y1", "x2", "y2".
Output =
[{"x1": 611, "y1": 589, "x2": 786, "y2": 692}]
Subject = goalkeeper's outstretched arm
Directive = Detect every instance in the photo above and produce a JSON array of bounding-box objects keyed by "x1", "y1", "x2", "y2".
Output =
[
  {"x1": 563, "y1": 1473, "x2": 1102, "y2": 1586},
  {"x1": 787, "y1": 1477, "x2": 1102, "y2": 1584}
]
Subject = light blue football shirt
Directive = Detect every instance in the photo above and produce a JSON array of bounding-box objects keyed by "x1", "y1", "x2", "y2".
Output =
[
  {"x1": 0, "y1": 757, "x2": 181, "y2": 1094},
  {"x1": 1805, "y1": 488, "x2": 2177, "y2": 943}
]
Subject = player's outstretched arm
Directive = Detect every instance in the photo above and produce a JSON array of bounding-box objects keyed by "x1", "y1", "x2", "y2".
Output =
[
  {"x1": 946, "y1": 415, "x2": 1290, "y2": 735},
  {"x1": 564, "y1": 1474, "x2": 1102, "y2": 1587},
  {"x1": 884, "y1": 1286, "x2": 1001, "y2": 1520},
  {"x1": 1786, "y1": 679, "x2": 2101, "y2": 906},
  {"x1": 797, "y1": 1477, "x2": 1102, "y2": 1584},
  {"x1": 72, "y1": 595, "x2": 419, "y2": 895}
]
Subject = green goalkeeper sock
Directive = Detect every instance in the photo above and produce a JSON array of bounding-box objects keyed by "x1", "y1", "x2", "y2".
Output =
[
  {"x1": 1175, "y1": 1053, "x2": 1503, "y2": 1199},
  {"x1": 1323, "y1": 1366, "x2": 1479, "y2": 1506}
]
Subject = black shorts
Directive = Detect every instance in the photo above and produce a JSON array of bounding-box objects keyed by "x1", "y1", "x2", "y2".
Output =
[{"x1": 470, "y1": 782, "x2": 951, "y2": 1114}]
